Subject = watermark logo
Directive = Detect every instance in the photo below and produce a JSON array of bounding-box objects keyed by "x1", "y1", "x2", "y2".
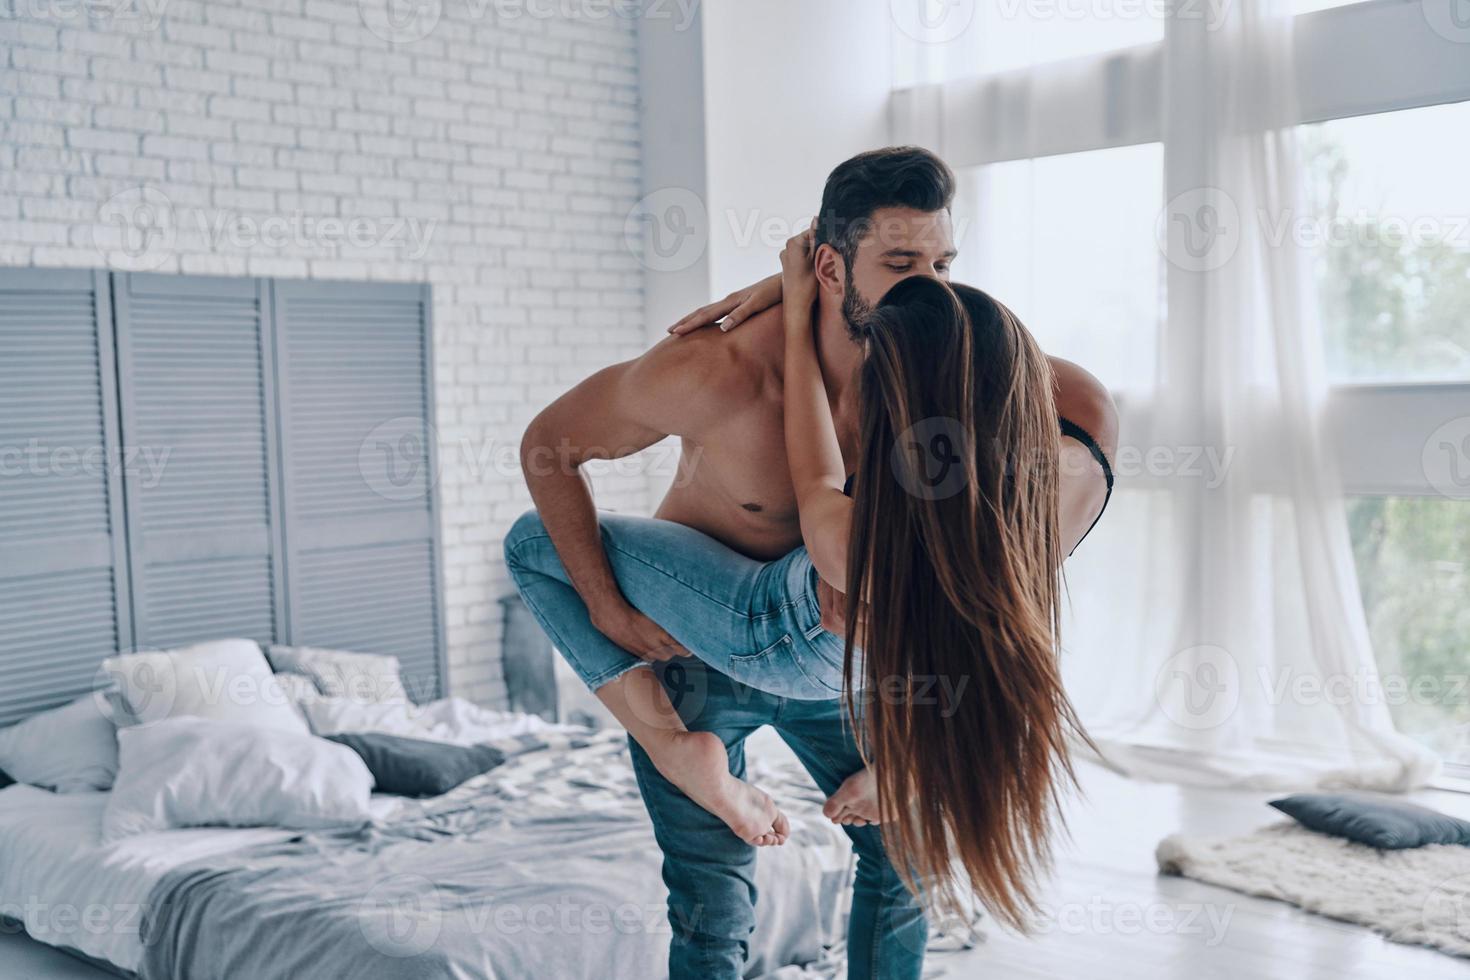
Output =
[
  {"x1": 359, "y1": 873, "x2": 444, "y2": 957},
  {"x1": 891, "y1": 416, "x2": 972, "y2": 500},
  {"x1": 891, "y1": 0, "x2": 977, "y2": 44},
  {"x1": 1156, "y1": 187, "x2": 1241, "y2": 273},
  {"x1": 20, "y1": 0, "x2": 170, "y2": 29},
  {"x1": 93, "y1": 657, "x2": 177, "y2": 720},
  {"x1": 625, "y1": 187, "x2": 708, "y2": 273},
  {"x1": 359, "y1": 417, "x2": 441, "y2": 502},
  {"x1": 1423, "y1": 416, "x2": 1470, "y2": 501},
  {"x1": 1032, "y1": 898, "x2": 1234, "y2": 945},
  {"x1": 360, "y1": 0, "x2": 700, "y2": 45},
  {"x1": 652, "y1": 658, "x2": 709, "y2": 726},
  {"x1": 1155, "y1": 645, "x2": 1241, "y2": 731},
  {"x1": 1423, "y1": 0, "x2": 1470, "y2": 43},
  {"x1": 96, "y1": 186, "x2": 177, "y2": 271},
  {"x1": 95, "y1": 187, "x2": 437, "y2": 265},
  {"x1": 1421, "y1": 872, "x2": 1470, "y2": 938},
  {"x1": 359, "y1": 0, "x2": 443, "y2": 44}
]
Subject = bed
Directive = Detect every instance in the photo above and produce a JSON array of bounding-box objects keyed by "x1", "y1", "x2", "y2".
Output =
[{"x1": 0, "y1": 696, "x2": 851, "y2": 980}]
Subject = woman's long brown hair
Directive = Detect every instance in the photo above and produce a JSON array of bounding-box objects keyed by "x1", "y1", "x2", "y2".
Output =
[{"x1": 844, "y1": 277, "x2": 1084, "y2": 931}]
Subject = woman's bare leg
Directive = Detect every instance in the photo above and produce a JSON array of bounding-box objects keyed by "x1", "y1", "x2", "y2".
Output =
[{"x1": 596, "y1": 667, "x2": 790, "y2": 846}]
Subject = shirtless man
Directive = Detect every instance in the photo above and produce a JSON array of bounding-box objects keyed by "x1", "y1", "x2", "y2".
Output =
[{"x1": 506, "y1": 147, "x2": 1117, "y2": 980}]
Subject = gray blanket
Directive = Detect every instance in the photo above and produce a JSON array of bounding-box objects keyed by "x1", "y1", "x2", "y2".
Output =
[{"x1": 137, "y1": 731, "x2": 850, "y2": 980}]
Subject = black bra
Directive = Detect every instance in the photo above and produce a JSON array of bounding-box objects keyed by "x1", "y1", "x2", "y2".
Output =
[
  {"x1": 840, "y1": 416, "x2": 1115, "y2": 552},
  {"x1": 1059, "y1": 417, "x2": 1113, "y2": 552}
]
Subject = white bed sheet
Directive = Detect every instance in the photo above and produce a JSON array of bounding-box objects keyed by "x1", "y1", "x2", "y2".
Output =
[
  {"x1": 0, "y1": 784, "x2": 401, "y2": 974},
  {"x1": 0, "y1": 698, "x2": 551, "y2": 974}
]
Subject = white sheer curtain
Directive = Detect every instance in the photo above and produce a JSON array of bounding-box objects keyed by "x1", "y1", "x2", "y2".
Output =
[{"x1": 893, "y1": 0, "x2": 1439, "y2": 790}]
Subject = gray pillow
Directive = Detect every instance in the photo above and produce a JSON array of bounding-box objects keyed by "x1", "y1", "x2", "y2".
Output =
[
  {"x1": 1270, "y1": 793, "x2": 1470, "y2": 849},
  {"x1": 326, "y1": 733, "x2": 504, "y2": 798}
]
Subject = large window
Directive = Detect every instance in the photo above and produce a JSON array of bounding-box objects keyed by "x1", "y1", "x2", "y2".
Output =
[
  {"x1": 966, "y1": 144, "x2": 1163, "y2": 393},
  {"x1": 896, "y1": 0, "x2": 1470, "y2": 773},
  {"x1": 1348, "y1": 497, "x2": 1470, "y2": 765},
  {"x1": 1302, "y1": 101, "x2": 1470, "y2": 383}
]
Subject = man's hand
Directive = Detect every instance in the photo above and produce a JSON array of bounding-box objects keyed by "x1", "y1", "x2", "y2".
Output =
[
  {"x1": 667, "y1": 273, "x2": 782, "y2": 336},
  {"x1": 590, "y1": 601, "x2": 692, "y2": 662}
]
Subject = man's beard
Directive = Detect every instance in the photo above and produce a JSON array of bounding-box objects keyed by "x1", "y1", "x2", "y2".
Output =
[{"x1": 841, "y1": 265, "x2": 876, "y2": 342}]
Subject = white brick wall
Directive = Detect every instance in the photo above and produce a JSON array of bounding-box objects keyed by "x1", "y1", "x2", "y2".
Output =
[{"x1": 0, "y1": 0, "x2": 655, "y2": 706}]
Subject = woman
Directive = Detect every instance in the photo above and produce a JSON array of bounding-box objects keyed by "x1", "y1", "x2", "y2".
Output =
[{"x1": 506, "y1": 231, "x2": 1090, "y2": 927}]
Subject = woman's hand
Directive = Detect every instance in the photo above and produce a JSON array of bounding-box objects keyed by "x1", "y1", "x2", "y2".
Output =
[
  {"x1": 779, "y1": 225, "x2": 819, "y2": 317},
  {"x1": 667, "y1": 273, "x2": 782, "y2": 336}
]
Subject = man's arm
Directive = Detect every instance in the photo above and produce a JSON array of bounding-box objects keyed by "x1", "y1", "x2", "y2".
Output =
[{"x1": 519, "y1": 337, "x2": 735, "y2": 661}]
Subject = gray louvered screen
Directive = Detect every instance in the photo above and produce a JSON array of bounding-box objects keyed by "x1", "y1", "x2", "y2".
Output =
[
  {"x1": 0, "y1": 269, "x2": 130, "y2": 725},
  {"x1": 112, "y1": 273, "x2": 283, "y2": 651},
  {"x1": 274, "y1": 280, "x2": 446, "y2": 700}
]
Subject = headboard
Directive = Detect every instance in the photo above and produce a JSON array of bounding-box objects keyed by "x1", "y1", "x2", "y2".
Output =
[{"x1": 0, "y1": 269, "x2": 447, "y2": 725}]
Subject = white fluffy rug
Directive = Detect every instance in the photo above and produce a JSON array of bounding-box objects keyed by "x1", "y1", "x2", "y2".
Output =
[{"x1": 1157, "y1": 821, "x2": 1470, "y2": 959}]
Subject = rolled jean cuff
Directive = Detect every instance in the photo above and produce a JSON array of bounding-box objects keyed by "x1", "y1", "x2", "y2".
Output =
[{"x1": 586, "y1": 658, "x2": 653, "y2": 692}]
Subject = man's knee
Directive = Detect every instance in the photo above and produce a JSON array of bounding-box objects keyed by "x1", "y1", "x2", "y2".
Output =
[{"x1": 503, "y1": 509, "x2": 548, "y2": 573}]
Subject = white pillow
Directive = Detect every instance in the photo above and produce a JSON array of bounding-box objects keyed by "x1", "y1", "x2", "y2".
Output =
[
  {"x1": 274, "y1": 672, "x2": 324, "y2": 706},
  {"x1": 0, "y1": 696, "x2": 118, "y2": 793},
  {"x1": 103, "y1": 639, "x2": 307, "y2": 735},
  {"x1": 266, "y1": 646, "x2": 410, "y2": 704},
  {"x1": 300, "y1": 697, "x2": 432, "y2": 739},
  {"x1": 103, "y1": 717, "x2": 373, "y2": 842}
]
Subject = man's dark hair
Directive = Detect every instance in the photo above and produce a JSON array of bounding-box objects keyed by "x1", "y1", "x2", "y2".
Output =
[{"x1": 815, "y1": 146, "x2": 956, "y2": 267}]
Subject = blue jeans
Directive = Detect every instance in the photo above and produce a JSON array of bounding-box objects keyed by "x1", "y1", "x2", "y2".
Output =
[
  {"x1": 506, "y1": 511, "x2": 849, "y2": 699},
  {"x1": 504, "y1": 510, "x2": 927, "y2": 980}
]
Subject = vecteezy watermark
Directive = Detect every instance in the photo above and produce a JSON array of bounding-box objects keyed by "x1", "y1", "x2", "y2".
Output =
[
  {"x1": 1422, "y1": 871, "x2": 1470, "y2": 938},
  {"x1": 359, "y1": 417, "x2": 441, "y2": 504},
  {"x1": 359, "y1": 874, "x2": 444, "y2": 957},
  {"x1": 1259, "y1": 209, "x2": 1470, "y2": 252},
  {"x1": 1030, "y1": 898, "x2": 1235, "y2": 945},
  {"x1": 1110, "y1": 442, "x2": 1236, "y2": 489},
  {"x1": 0, "y1": 898, "x2": 149, "y2": 940},
  {"x1": 1260, "y1": 667, "x2": 1470, "y2": 711},
  {"x1": 358, "y1": 419, "x2": 701, "y2": 502},
  {"x1": 726, "y1": 210, "x2": 971, "y2": 256},
  {"x1": 1422, "y1": 0, "x2": 1470, "y2": 44},
  {"x1": 1155, "y1": 645, "x2": 1242, "y2": 731},
  {"x1": 624, "y1": 187, "x2": 709, "y2": 274},
  {"x1": 1160, "y1": 190, "x2": 1470, "y2": 270},
  {"x1": 997, "y1": 0, "x2": 1232, "y2": 29},
  {"x1": 0, "y1": 441, "x2": 171, "y2": 488},
  {"x1": 1156, "y1": 188, "x2": 1243, "y2": 273},
  {"x1": 1423, "y1": 416, "x2": 1470, "y2": 501},
  {"x1": 17, "y1": 0, "x2": 170, "y2": 28},
  {"x1": 851, "y1": 673, "x2": 971, "y2": 718},
  {"x1": 358, "y1": 0, "x2": 701, "y2": 45},
  {"x1": 892, "y1": 417, "x2": 973, "y2": 500},
  {"x1": 358, "y1": 876, "x2": 676, "y2": 958},
  {"x1": 890, "y1": 0, "x2": 977, "y2": 44},
  {"x1": 94, "y1": 187, "x2": 436, "y2": 272},
  {"x1": 1154, "y1": 647, "x2": 1470, "y2": 731}
]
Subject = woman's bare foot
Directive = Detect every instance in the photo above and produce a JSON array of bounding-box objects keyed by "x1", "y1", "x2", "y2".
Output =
[
  {"x1": 822, "y1": 767, "x2": 884, "y2": 827},
  {"x1": 646, "y1": 730, "x2": 790, "y2": 846}
]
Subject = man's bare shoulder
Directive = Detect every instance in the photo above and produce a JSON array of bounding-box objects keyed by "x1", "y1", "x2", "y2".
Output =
[{"x1": 626, "y1": 306, "x2": 783, "y2": 410}]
